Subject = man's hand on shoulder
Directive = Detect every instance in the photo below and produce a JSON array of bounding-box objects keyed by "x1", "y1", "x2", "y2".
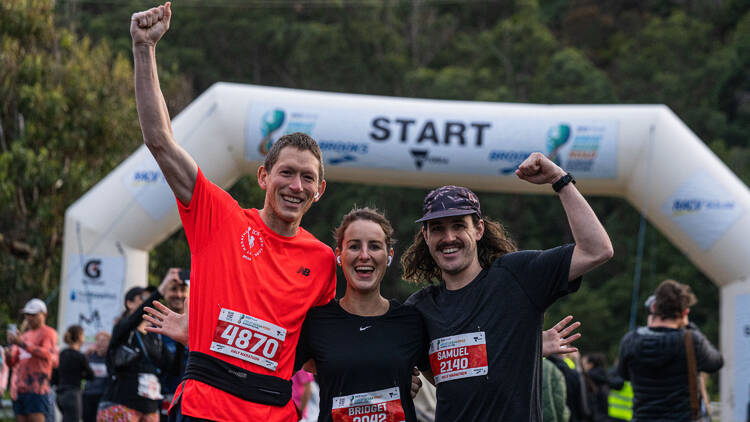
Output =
[
  {"x1": 130, "y1": 2, "x2": 172, "y2": 47},
  {"x1": 515, "y1": 152, "x2": 566, "y2": 185}
]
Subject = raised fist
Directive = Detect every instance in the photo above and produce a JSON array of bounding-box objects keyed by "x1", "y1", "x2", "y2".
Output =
[
  {"x1": 515, "y1": 152, "x2": 566, "y2": 185},
  {"x1": 130, "y1": 2, "x2": 172, "y2": 46}
]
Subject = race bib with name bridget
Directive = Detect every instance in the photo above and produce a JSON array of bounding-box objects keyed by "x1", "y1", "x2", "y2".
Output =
[
  {"x1": 332, "y1": 387, "x2": 405, "y2": 422},
  {"x1": 429, "y1": 331, "x2": 488, "y2": 384},
  {"x1": 210, "y1": 307, "x2": 287, "y2": 372}
]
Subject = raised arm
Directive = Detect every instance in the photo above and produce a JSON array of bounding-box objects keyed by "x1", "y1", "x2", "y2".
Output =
[
  {"x1": 131, "y1": 2, "x2": 197, "y2": 205},
  {"x1": 516, "y1": 152, "x2": 613, "y2": 280}
]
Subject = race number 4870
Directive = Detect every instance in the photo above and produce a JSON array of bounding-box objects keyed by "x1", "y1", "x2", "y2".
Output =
[
  {"x1": 220, "y1": 324, "x2": 279, "y2": 359},
  {"x1": 210, "y1": 308, "x2": 287, "y2": 371}
]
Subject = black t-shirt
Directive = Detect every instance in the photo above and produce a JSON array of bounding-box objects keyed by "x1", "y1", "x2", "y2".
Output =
[
  {"x1": 53, "y1": 348, "x2": 94, "y2": 388},
  {"x1": 296, "y1": 299, "x2": 429, "y2": 422},
  {"x1": 405, "y1": 245, "x2": 579, "y2": 422}
]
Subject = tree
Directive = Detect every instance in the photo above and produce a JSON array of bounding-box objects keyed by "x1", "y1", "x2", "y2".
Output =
[{"x1": 0, "y1": 0, "x2": 142, "y2": 328}]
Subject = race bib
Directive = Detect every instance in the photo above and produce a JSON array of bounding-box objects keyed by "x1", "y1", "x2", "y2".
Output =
[
  {"x1": 210, "y1": 308, "x2": 287, "y2": 372},
  {"x1": 90, "y1": 362, "x2": 108, "y2": 378},
  {"x1": 137, "y1": 373, "x2": 163, "y2": 400},
  {"x1": 332, "y1": 387, "x2": 405, "y2": 422},
  {"x1": 429, "y1": 331, "x2": 488, "y2": 384}
]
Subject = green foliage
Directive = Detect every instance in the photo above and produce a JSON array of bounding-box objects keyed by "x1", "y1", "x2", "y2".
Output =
[{"x1": 0, "y1": 0, "x2": 141, "y2": 328}]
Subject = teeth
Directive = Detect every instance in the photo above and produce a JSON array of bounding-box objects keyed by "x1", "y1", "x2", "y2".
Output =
[
  {"x1": 282, "y1": 195, "x2": 302, "y2": 204},
  {"x1": 355, "y1": 266, "x2": 374, "y2": 272},
  {"x1": 443, "y1": 247, "x2": 459, "y2": 254}
]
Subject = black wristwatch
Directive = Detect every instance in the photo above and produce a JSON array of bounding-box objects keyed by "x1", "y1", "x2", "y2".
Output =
[{"x1": 552, "y1": 173, "x2": 576, "y2": 193}]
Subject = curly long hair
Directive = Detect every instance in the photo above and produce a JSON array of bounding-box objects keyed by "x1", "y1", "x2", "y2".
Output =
[{"x1": 401, "y1": 214, "x2": 516, "y2": 285}]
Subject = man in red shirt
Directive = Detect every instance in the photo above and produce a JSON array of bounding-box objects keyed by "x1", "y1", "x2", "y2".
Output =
[
  {"x1": 130, "y1": 3, "x2": 335, "y2": 421},
  {"x1": 6, "y1": 299, "x2": 59, "y2": 422}
]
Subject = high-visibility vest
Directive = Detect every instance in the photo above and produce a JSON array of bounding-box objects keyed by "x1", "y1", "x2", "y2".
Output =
[
  {"x1": 608, "y1": 381, "x2": 634, "y2": 420},
  {"x1": 563, "y1": 357, "x2": 575, "y2": 370}
]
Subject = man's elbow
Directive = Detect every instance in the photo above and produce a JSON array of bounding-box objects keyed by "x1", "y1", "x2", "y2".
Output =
[
  {"x1": 584, "y1": 243, "x2": 613, "y2": 269},
  {"x1": 598, "y1": 242, "x2": 614, "y2": 263},
  {"x1": 143, "y1": 130, "x2": 173, "y2": 153}
]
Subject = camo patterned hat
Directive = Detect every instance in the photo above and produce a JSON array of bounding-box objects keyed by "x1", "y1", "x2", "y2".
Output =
[{"x1": 416, "y1": 185, "x2": 482, "y2": 223}]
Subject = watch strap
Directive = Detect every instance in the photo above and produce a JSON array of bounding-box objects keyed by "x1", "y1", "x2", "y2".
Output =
[{"x1": 552, "y1": 173, "x2": 576, "y2": 193}]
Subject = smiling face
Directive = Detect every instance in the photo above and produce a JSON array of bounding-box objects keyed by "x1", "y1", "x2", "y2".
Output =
[
  {"x1": 164, "y1": 282, "x2": 188, "y2": 313},
  {"x1": 258, "y1": 147, "x2": 325, "y2": 236},
  {"x1": 336, "y1": 219, "x2": 393, "y2": 295},
  {"x1": 423, "y1": 215, "x2": 484, "y2": 283}
]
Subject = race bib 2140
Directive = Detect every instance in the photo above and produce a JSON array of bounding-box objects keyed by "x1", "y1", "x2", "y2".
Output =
[{"x1": 429, "y1": 331, "x2": 488, "y2": 384}]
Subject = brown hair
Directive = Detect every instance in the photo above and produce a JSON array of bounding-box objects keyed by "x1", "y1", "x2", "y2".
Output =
[
  {"x1": 653, "y1": 279, "x2": 697, "y2": 320},
  {"x1": 334, "y1": 207, "x2": 396, "y2": 250},
  {"x1": 401, "y1": 214, "x2": 517, "y2": 284},
  {"x1": 64, "y1": 324, "x2": 84, "y2": 345},
  {"x1": 264, "y1": 132, "x2": 324, "y2": 182}
]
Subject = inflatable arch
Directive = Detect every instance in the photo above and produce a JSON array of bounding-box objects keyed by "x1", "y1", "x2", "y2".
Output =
[{"x1": 59, "y1": 83, "x2": 750, "y2": 419}]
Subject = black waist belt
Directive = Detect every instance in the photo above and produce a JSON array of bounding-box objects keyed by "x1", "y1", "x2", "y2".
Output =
[{"x1": 184, "y1": 351, "x2": 291, "y2": 407}]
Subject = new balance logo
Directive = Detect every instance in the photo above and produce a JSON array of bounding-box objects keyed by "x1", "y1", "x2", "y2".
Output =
[{"x1": 297, "y1": 266, "x2": 311, "y2": 276}]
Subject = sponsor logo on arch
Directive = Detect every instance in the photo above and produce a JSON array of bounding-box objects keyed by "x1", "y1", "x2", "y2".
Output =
[{"x1": 661, "y1": 171, "x2": 744, "y2": 250}]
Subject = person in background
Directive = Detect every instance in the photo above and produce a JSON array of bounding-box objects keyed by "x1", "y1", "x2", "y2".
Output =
[
  {"x1": 542, "y1": 357, "x2": 569, "y2": 422},
  {"x1": 158, "y1": 269, "x2": 188, "y2": 422},
  {"x1": 582, "y1": 353, "x2": 612, "y2": 422},
  {"x1": 291, "y1": 369, "x2": 314, "y2": 421},
  {"x1": 548, "y1": 350, "x2": 589, "y2": 422},
  {"x1": 5, "y1": 299, "x2": 59, "y2": 422},
  {"x1": 53, "y1": 325, "x2": 94, "y2": 422},
  {"x1": 97, "y1": 272, "x2": 182, "y2": 422},
  {"x1": 83, "y1": 331, "x2": 111, "y2": 422},
  {"x1": 617, "y1": 279, "x2": 723, "y2": 421}
]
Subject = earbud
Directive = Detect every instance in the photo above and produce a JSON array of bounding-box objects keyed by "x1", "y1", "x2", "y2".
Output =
[
  {"x1": 314, "y1": 192, "x2": 320, "y2": 199},
  {"x1": 387, "y1": 256, "x2": 393, "y2": 267},
  {"x1": 336, "y1": 256, "x2": 341, "y2": 265}
]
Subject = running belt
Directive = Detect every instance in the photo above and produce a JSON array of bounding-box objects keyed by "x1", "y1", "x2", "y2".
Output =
[{"x1": 183, "y1": 351, "x2": 292, "y2": 406}]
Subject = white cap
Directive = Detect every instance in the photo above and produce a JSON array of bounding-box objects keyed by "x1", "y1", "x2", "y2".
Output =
[{"x1": 22, "y1": 298, "x2": 47, "y2": 315}]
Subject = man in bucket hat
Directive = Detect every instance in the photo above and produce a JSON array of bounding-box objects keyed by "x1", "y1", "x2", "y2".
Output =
[{"x1": 402, "y1": 152, "x2": 613, "y2": 421}]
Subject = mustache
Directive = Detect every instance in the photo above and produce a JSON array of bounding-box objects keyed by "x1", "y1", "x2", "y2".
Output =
[{"x1": 436, "y1": 241, "x2": 463, "y2": 250}]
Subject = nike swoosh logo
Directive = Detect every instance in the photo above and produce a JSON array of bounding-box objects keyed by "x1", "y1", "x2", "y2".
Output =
[{"x1": 359, "y1": 326, "x2": 372, "y2": 331}]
